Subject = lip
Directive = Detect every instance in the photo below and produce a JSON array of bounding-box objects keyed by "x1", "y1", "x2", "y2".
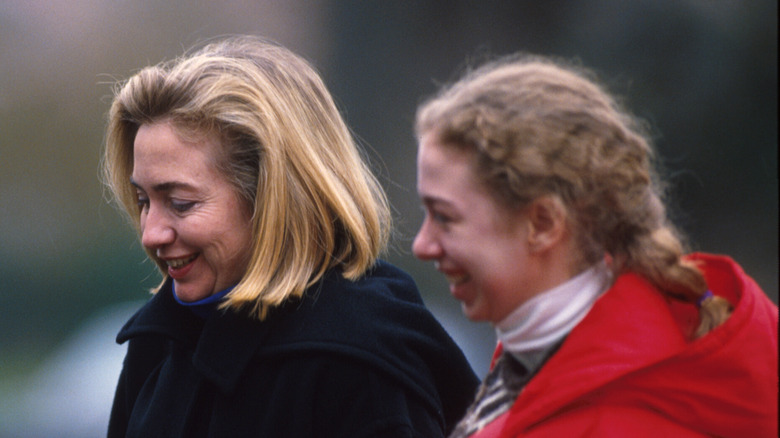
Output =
[
  {"x1": 162, "y1": 254, "x2": 198, "y2": 280},
  {"x1": 437, "y1": 265, "x2": 467, "y2": 284},
  {"x1": 450, "y1": 280, "x2": 471, "y2": 300},
  {"x1": 437, "y1": 268, "x2": 469, "y2": 298},
  {"x1": 443, "y1": 272, "x2": 468, "y2": 286}
]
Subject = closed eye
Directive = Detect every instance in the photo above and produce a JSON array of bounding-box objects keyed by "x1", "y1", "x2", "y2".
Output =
[
  {"x1": 420, "y1": 197, "x2": 457, "y2": 226},
  {"x1": 170, "y1": 200, "x2": 196, "y2": 213},
  {"x1": 136, "y1": 192, "x2": 149, "y2": 212},
  {"x1": 421, "y1": 205, "x2": 452, "y2": 226},
  {"x1": 431, "y1": 211, "x2": 451, "y2": 224}
]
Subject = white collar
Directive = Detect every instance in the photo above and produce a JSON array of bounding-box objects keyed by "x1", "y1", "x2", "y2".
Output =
[{"x1": 496, "y1": 261, "x2": 612, "y2": 355}]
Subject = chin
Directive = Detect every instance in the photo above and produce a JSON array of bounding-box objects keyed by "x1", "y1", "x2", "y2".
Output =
[
  {"x1": 173, "y1": 283, "x2": 210, "y2": 302},
  {"x1": 461, "y1": 303, "x2": 490, "y2": 322}
]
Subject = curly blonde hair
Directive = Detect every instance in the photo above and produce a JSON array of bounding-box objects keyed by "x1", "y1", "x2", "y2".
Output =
[{"x1": 416, "y1": 55, "x2": 730, "y2": 337}]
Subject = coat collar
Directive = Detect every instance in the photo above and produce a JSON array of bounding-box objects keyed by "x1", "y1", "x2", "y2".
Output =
[
  {"x1": 500, "y1": 253, "x2": 775, "y2": 435},
  {"x1": 115, "y1": 262, "x2": 482, "y2": 431},
  {"x1": 192, "y1": 306, "x2": 275, "y2": 393},
  {"x1": 116, "y1": 279, "x2": 276, "y2": 393},
  {"x1": 504, "y1": 272, "x2": 690, "y2": 431}
]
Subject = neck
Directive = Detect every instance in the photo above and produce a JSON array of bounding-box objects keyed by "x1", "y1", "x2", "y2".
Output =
[{"x1": 496, "y1": 261, "x2": 611, "y2": 354}]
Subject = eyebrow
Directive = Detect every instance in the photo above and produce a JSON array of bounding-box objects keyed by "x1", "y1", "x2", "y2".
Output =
[
  {"x1": 129, "y1": 178, "x2": 198, "y2": 193},
  {"x1": 421, "y1": 196, "x2": 455, "y2": 209}
]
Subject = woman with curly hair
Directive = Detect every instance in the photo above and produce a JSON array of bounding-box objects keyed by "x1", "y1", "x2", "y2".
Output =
[{"x1": 413, "y1": 55, "x2": 777, "y2": 437}]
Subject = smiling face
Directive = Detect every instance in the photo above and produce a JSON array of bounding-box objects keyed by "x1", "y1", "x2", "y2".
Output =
[
  {"x1": 131, "y1": 122, "x2": 254, "y2": 302},
  {"x1": 413, "y1": 133, "x2": 542, "y2": 323}
]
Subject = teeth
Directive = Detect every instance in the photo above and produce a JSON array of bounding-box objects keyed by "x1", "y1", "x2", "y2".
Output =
[
  {"x1": 167, "y1": 255, "x2": 196, "y2": 269},
  {"x1": 445, "y1": 274, "x2": 468, "y2": 285}
]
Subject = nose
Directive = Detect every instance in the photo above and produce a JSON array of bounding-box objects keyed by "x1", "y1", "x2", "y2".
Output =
[
  {"x1": 412, "y1": 218, "x2": 442, "y2": 261},
  {"x1": 140, "y1": 205, "x2": 175, "y2": 250}
]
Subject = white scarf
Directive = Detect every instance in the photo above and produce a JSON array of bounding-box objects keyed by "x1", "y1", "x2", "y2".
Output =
[{"x1": 496, "y1": 261, "x2": 612, "y2": 356}]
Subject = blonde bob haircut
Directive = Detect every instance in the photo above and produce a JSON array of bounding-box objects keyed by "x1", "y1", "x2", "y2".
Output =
[
  {"x1": 103, "y1": 36, "x2": 391, "y2": 320},
  {"x1": 416, "y1": 54, "x2": 731, "y2": 338}
]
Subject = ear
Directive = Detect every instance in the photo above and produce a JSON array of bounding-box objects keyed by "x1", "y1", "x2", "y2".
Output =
[{"x1": 525, "y1": 195, "x2": 568, "y2": 253}]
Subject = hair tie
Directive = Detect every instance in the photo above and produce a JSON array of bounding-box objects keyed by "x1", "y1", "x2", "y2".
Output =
[{"x1": 697, "y1": 290, "x2": 714, "y2": 307}]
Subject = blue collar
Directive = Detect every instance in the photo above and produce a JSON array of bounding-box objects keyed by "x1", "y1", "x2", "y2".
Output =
[{"x1": 172, "y1": 283, "x2": 235, "y2": 319}]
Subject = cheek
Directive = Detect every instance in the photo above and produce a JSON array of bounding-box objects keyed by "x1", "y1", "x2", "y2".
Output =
[
  {"x1": 234, "y1": 225, "x2": 255, "y2": 262},
  {"x1": 469, "y1": 242, "x2": 524, "y2": 287},
  {"x1": 175, "y1": 217, "x2": 224, "y2": 255},
  {"x1": 219, "y1": 215, "x2": 254, "y2": 261}
]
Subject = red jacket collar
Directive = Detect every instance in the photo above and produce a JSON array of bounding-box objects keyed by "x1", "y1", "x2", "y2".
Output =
[{"x1": 497, "y1": 253, "x2": 778, "y2": 436}]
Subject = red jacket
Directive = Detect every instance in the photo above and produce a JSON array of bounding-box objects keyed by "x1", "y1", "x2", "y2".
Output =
[{"x1": 474, "y1": 253, "x2": 778, "y2": 437}]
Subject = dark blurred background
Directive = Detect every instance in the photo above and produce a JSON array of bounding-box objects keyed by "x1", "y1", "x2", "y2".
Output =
[{"x1": 1, "y1": 1, "x2": 776, "y2": 436}]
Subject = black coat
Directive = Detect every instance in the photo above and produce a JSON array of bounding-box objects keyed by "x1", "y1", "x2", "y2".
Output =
[{"x1": 108, "y1": 261, "x2": 479, "y2": 437}]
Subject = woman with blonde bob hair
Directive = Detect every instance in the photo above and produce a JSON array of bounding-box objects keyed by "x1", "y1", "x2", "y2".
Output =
[
  {"x1": 412, "y1": 54, "x2": 778, "y2": 437},
  {"x1": 103, "y1": 36, "x2": 478, "y2": 437}
]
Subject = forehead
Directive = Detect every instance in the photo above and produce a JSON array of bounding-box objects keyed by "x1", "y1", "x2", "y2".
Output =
[
  {"x1": 417, "y1": 133, "x2": 523, "y2": 228},
  {"x1": 417, "y1": 133, "x2": 481, "y2": 191},
  {"x1": 417, "y1": 133, "x2": 500, "y2": 213},
  {"x1": 131, "y1": 122, "x2": 222, "y2": 184}
]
